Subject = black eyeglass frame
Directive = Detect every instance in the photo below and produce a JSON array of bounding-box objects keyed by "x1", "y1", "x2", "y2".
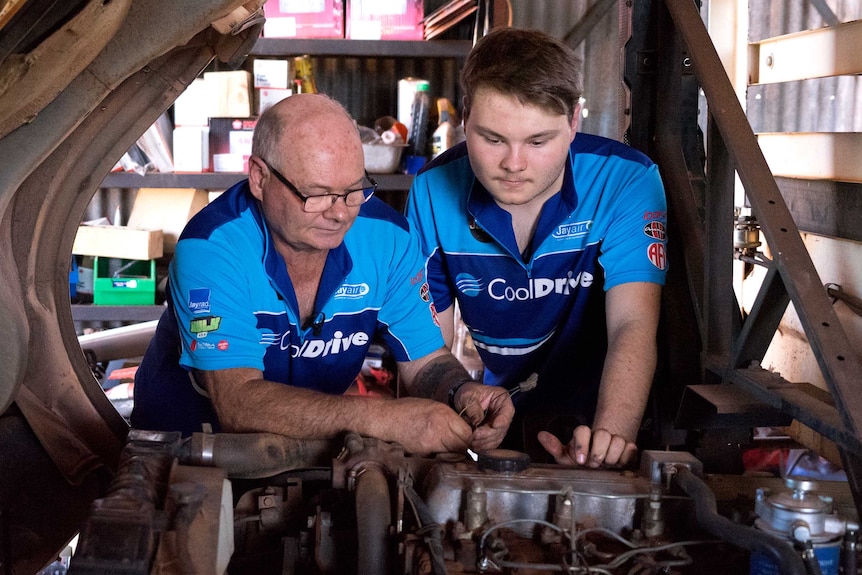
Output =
[{"x1": 262, "y1": 159, "x2": 377, "y2": 212}]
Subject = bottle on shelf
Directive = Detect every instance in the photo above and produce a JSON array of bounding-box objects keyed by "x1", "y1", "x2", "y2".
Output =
[
  {"x1": 431, "y1": 97, "x2": 457, "y2": 159},
  {"x1": 293, "y1": 55, "x2": 317, "y2": 94},
  {"x1": 404, "y1": 81, "x2": 431, "y2": 174}
]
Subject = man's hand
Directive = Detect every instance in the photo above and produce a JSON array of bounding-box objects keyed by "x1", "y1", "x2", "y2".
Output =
[
  {"x1": 452, "y1": 382, "x2": 515, "y2": 452},
  {"x1": 537, "y1": 426, "x2": 637, "y2": 468},
  {"x1": 388, "y1": 397, "x2": 475, "y2": 455}
]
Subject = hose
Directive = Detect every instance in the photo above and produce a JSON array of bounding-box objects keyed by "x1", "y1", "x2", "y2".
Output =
[
  {"x1": 674, "y1": 467, "x2": 807, "y2": 575},
  {"x1": 355, "y1": 465, "x2": 392, "y2": 575},
  {"x1": 403, "y1": 483, "x2": 448, "y2": 575},
  {"x1": 178, "y1": 432, "x2": 336, "y2": 478}
]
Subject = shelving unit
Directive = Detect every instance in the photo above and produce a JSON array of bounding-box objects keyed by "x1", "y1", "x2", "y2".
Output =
[
  {"x1": 101, "y1": 171, "x2": 415, "y2": 192},
  {"x1": 88, "y1": 38, "x2": 469, "y2": 324}
]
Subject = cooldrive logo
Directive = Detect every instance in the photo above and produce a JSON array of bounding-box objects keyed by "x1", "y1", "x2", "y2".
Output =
[
  {"x1": 553, "y1": 220, "x2": 592, "y2": 239},
  {"x1": 456, "y1": 271, "x2": 594, "y2": 301},
  {"x1": 455, "y1": 273, "x2": 483, "y2": 297},
  {"x1": 188, "y1": 288, "x2": 211, "y2": 314},
  {"x1": 334, "y1": 283, "x2": 369, "y2": 299},
  {"x1": 288, "y1": 331, "x2": 370, "y2": 358}
]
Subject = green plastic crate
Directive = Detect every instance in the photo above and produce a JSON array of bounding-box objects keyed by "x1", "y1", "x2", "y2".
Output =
[{"x1": 93, "y1": 257, "x2": 156, "y2": 305}]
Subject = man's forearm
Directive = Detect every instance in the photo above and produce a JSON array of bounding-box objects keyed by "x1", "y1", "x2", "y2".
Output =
[
  {"x1": 399, "y1": 348, "x2": 474, "y2": 404},
  {"x1": 592, "y1": 326, "x2": 657, "y2": 442}
]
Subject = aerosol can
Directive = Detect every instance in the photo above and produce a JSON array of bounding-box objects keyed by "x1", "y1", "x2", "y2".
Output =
[{"x1": 750, "y1": 478, "x2": 858, "y2": 575}]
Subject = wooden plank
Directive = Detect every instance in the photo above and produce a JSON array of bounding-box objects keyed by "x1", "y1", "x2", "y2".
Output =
[
  {"x1": 750, "y1": 19, "x2": 862, "y2": 84},
  {"x1": 757, "y1": 132, "x2": 862, "y2": 182}
]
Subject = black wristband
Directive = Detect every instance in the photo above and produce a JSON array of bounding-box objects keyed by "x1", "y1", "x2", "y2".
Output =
[{"x1": 447, "y1": 380, "x2": 472, "y2": 410}]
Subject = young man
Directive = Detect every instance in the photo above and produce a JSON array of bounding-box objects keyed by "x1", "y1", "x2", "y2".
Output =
[
  {"x1": 132, "y1": 94, "x2": 514, "y2": 455},
  {"x1": 406, "y1": 28, "x2": 668, "y2": 467}
]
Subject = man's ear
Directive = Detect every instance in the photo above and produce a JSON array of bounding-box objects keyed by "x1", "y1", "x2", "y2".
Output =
[
  {"x1": 247, "y1": 155, "x2": 266, "y2": 201},
  {"x1": 570, "y1": 103, "x2": 582, "y2": 140}
]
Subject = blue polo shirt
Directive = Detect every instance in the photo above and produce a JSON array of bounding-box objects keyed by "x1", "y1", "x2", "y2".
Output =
[
  {"x1": 405, "y1": 133, "x2": 667, "y2": 413},
  {"x1": 132, "y1": 180, "x2": 441, "y2": 436}
]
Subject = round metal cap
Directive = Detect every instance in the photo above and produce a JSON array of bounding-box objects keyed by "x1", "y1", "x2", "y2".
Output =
[{"x1": 476, "y1": 449, "x2": 531, "y2": 473}]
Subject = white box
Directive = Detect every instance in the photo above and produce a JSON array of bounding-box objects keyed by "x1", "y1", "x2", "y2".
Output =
[
  {"x1": 253, "y1": 58, "x2": 291, "y2": 89},
  {"x1": 172, "y1": 126, "x2": 210, "y2": 172},
  {"x1": 174, "y1": 78, "x2": 211, "y2": 127}
]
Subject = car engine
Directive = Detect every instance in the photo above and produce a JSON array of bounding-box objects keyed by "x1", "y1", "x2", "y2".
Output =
[{"x1": 67, "y1": 430, "x2": 859, "y2": 575}]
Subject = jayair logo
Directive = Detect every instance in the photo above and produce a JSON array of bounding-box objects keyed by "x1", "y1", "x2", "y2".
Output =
[
  {"x1": 334, "y1": 283, "x2": 370, "y2": 299},
  {"x1": 553, "y1": 220, "x2": 592, "y2": 239},
  {"x1": 455, "y1": 273, "x2": 483, "y2": 297},
  {"x1": 188, "y1": 288, "x2": 211, "y2": 314}
]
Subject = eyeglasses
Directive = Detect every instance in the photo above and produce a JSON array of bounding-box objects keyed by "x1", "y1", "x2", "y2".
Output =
[{"x1": 262, "y1": 159, "x2": 377, "y2": 213}]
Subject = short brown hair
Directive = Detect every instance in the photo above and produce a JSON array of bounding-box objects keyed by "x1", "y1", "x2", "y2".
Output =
[{"x1": 460, "y1": 28, "x2": 584, "y2": 122}]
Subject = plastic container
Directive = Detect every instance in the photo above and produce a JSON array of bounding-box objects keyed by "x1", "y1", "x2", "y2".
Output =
[
  {"x1": 363, "y1": 142, "x2": 407, "y2": 174},
  {"x1": 93, "y1": 257, "x2": 156, "y2": 305}
]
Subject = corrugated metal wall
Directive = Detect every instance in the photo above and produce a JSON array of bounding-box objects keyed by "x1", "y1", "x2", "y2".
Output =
[{"x1": 747, "y1": 0, "x2": 862, "y2": 133}]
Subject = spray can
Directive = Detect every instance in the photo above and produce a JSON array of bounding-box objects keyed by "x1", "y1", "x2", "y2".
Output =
[
  {"x1": 749, "y1": 478, "x2": 853, "y2": 575},
  {"x1": 404, "y1": 81, "x2": 431, "y2": 174}
]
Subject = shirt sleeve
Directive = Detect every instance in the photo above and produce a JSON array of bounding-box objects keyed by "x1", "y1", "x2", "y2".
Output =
[
  {"x1": 598, "y1": 162, "x2": 669, "y2": 290},
  {"x1": 170, "y1": 232, "x2": 268, "y2": 372},
  {"x1": 405, "y1": 171, "x2": 456, "y2": 313},
  {"x1": 375, "y1": 215, "x2": 445, "y2": 362}
]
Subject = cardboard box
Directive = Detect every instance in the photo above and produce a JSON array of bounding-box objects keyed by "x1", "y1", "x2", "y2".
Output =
[
  {"x1": 347, "y1": 0, "x2": 423, "y2": 40},
  {"x1": 93, "y1": 258, "x2": 156, "y2": 306},
  {"x1": 208, "y1": 117, "x2": 257, "y2": 173},
  {"x1": 172, "y1": 126, "x2": 210, "y2": 172},
  {"x1": 203, "y1": 70, "x2": 252, "y2": 118},
  {"x1": 253, "y1": 58, "x2": 291, "y2": 89},
  {"x1": 128, "y1": 188, "x2": 210, "y2": 253},
  {"x1": 73, "y1": 225, "x2": 164, "y2": 260},
  {"x1": 263, "y1": 0, "x2": 344, "y2": 38}
]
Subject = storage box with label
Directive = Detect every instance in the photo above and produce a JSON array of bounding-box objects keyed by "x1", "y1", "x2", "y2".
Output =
[
  {"x1": 93, "y1": 258, "x2": 157, "y2": 305},
  {"x1": 253, "y1": 58, "x2": 291, "y2": 89},
  {"x1": 263, "y1": 0, "x2": 344, "y2": 38},
  {"x1": 347, "y1": 0, "x2": 423, "y2": 40},
  {"x1": 208, "y1": 117, "x2": 258, "y2": 173}
]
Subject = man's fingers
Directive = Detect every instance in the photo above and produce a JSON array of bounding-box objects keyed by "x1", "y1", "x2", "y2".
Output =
[
  {"x1": 572, "y1": 425, "x2": 592, "y2": 466},
  {"x1": 537, "y1": 431, "x2": 576, "y2": 466}
]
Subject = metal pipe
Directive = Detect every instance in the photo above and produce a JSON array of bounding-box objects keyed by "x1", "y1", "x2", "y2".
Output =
[
  {"x1": 674, "y1": 467, "x2": 807, "y2": 575},
  {"x1": 355, "y1": 465, "x2": 391, "y2": 575},
  {"x1": 179, "y1": 432, "x2": 335, "y2": 478}
]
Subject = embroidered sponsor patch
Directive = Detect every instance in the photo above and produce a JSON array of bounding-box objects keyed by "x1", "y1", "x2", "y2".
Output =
[
  {"x1": 217, "y1": 340, "x2": 229, "y2": 351},
  {"x1": 643, "y1": 221, "x2": 666, "y2": 240},
  {"x1": 647, "y1": 242, "x2": 667, "y2": 270},
  {"x1": 188, "y1": 288, "x2": 211, "y2": 314},
  {"x1": 190, "y1": 316, "x2": 222, "y2": 334},
  {"x1": 334, "y1": 283, "x2": 370, "y2": 299},
  {"x1": 455, "y1": 273, "x2": 483, "y2": 297},
  {"x1": 553, "y1": 220, "x2": 592, "y2": 239},
  {"x1": 419, "y1": 283, "x2": 431, "y2": 302}
]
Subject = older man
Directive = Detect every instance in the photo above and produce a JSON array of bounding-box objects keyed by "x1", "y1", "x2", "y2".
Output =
[{"x1": 132, "y1": 94, "x2": 513, "y2": 455}]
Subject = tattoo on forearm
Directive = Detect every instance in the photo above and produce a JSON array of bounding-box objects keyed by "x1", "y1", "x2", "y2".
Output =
[{"x1": 414, "y1": 355, "x2": 470, "y2": 401}]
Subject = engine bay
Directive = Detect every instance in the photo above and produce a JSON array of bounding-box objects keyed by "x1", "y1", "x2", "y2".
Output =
[{"x1": 67, "y1": 429, "x2": 859, "y2": 575}]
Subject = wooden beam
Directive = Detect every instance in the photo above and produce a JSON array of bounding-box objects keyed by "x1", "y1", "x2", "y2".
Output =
[
  {"x1": 750, "y1": 19, "x2": 862, "y2": 84},
  {"x1": 757, "y1": 132, "x2": 862, "y2": 182}
]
